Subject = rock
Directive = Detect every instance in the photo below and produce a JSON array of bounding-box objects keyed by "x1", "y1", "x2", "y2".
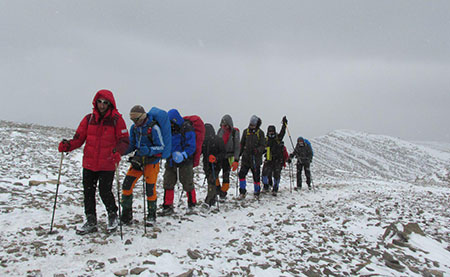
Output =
[
  {"x1": 423, "y1": 269, "x2": 444, "y2": 277},
  {"x1": 187, "y1": 249, "x2": 202, "y2": 260},
  {"x1": 176, "y1": 269, "x2": 194, "y2": 277},
  {"x1": 125, "y1": 239, "x2": 132, "y2": 245},
  {"x1": 29, "y1": 180, "x2": 45, "y2": 186},
  {"x1": 113, "y1": 269, "x2": 128, "y2": 276},
  {"x1": 237, "y1": 249, "x2": 246, "y2": 255},
  {"x1": 143, "y1": 260, "x2": 156, "y2": 265},
  {"x1": 383, "y1": 252, "x2": 405, "y2": 272},
  {"x1": 130, "y1": 267, "x2": 147, "y2": 275},
  {"x1": 149, "y1": 249, "x2": 164, "y2": 257},
  {"x1": 56, "y1": 235, "x2": 64, "y2": 241},
  {"x1": 403, "y1": 223, "x2": 425, "y2": 236},
  {"x1": 86, "y1": 260, "x2": 105, "y2": 270},
  {"x1": 108, "y1": 258, "x2": 118, "y2": 264},
  {"x1": 13, "y1": 182, "x2": 23, "y2": 186}
]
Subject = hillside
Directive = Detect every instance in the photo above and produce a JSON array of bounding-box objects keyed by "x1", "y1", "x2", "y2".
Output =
[{"x1": 0, "y1": 120, "x2": 449, "y2": 276}]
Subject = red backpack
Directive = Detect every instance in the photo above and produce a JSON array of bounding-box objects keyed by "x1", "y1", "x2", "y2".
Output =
[
  {"x1": 282, "y1": 145, "x2": 289, "y2": 167},
  {"x1": 183, "y1": 115, "x2": 205, "y2": 167}
]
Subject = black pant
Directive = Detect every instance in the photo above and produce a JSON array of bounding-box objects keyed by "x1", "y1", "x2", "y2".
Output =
[
  {"x1": 82, "y1": 169, "x2": 118, "y2": 217},
  {"x1": 221, "y1": 159, "x2": 231, "y2": 184},
  {"x1": 262, "y1": 162, "x2": 282, "y2": 189},
  {"x1": 296, "y1": 162, "x2": 311, "y2": 187},
  {"x1": 238, "y1": 163, "x2": 261, "y2": 183}
]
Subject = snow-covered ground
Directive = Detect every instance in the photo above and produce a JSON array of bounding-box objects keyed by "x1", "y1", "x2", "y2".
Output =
[{"x1": 0, "y1": 120, "x2": 449, "y2": 276}]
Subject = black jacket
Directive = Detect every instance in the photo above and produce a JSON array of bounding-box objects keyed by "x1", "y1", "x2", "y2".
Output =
[{"x1": 202, "y1": 123, "x2": 226, "y2": 176}]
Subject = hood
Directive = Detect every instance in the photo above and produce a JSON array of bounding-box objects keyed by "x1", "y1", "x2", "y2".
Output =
[
  {"x1": 168, "y1": 109, "x2": 184, "y2": 127},
  {"x1": 204, "y1": 123, "x2": 216, "y2": 139},
  {"x1": 267, "y1": 125, "x2": 276, "y2": 133},
  {"x1": 220, "y1": 114, "x2": 234, "y2": 129},
  {"x1": 249, "y1": 115, "x2": 262, "y2": 129},
  {"x1": 92, "y1": 89, "x2": 117, "y2": 110}
]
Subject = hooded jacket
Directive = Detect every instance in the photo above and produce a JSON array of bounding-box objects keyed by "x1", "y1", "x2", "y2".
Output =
[
  {"x1": 240, "y1": 116, "x2": 265, "y2": 167},
  {"x1": 264, "y1": 123, "x2": 286, "y2": 165},
  {"x1": 217, "y1": 114, "x2": 240, "y2": 162},
  {"x1": 291, "y1": 137, "x2": 313, "y2": 164},
  {"x1": 202, "y1": 123, "x2": 226, "y2": 175},
  {"x1": 67, "y1": 89, "x2": 129, "y2": 171},
  {"x1": 167, "y1": 109, "x2": 196, "y2": 166}
]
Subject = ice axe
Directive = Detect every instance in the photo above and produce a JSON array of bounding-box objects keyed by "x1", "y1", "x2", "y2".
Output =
[{"x1": 49, "y1": 152, "x2": 64, "y2": 235}]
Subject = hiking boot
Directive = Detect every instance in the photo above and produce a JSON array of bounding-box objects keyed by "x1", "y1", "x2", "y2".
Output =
[
  {"x1": 76, "y1": 215, "x2": 97, "y2": 235},
  {"x1": 107, "y1": 213, "x2": 119, "y2": 232},
  {"x1": 294, "y1": 186, "x2": 301, "y2": 191},
  {"x1": 272, "y1": 191, "x2": 278, "y2": 196},
  {"x1": 158, "y1": 205, "x2": 174, "y2": 216},
  {"x1": 219, "y1": 190, "x2": 227, "y2": 200},
  {"x1": 254, "y1": 191, "x2": 260, "y2": 200},
  {"x1": 145, "y1": 215, "x2": 156, "y2": 227},
  {"x1": 262, "y1": 185, "x2": 270, "y2": 193},
  {"x1": 237, "y1": 193, "x2": 246, "y2": 200},
  {"x1": 120, "y1": 208, "x2": 133, "y2": 225}
]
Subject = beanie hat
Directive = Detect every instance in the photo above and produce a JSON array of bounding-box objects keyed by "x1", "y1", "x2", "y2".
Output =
[
  {"x1": 249, "y1": 115, "x2": 258, "y2": 126},
  {"x1": 130, "y1": 105, "x2": 146, "y2": 124}
]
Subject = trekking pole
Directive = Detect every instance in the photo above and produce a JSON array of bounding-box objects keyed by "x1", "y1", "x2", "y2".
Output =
[
  {"x1": 211, "y1": 163, "x2": 219, "y2": 210},
  {"x1": 288, "y1": 162, "x2": 292, "y2": 194},
  {"x1": 49, "y1": 152, "x2": 64, "y2": 234},
  {"x1": 142, "y1": 157, "x2": 147, "y2": 235},
  {"x1": 285, "y1": 124, "x2": 296, "y2": 152},
  {"x1": 115, "y1": 162, "x2": 123, "y2": 240}
]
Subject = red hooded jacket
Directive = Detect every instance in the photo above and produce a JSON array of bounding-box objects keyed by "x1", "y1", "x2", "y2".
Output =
[{"x1": 67, "y1": 90, "x2": 129, "y2": 171}]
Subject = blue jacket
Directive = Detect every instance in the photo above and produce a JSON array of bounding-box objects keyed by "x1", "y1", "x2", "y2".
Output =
[
  {"x1": 126, "y1": 113, "x2": 165, "y2": 164},
  {"x1": 167, "y1": 109, "x2": 196, "y2": 166}
]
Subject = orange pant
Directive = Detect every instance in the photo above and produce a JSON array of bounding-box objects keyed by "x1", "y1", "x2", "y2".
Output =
[{"x1": 122, "y1": 163, "x2": 160, "y2": 201}]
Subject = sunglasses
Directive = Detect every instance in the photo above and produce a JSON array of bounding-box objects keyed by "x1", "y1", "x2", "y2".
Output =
[
  {"x1": 131, "y1": 114, "x2": 144, "y2": 123},
  {"x1": 97, "y1": 99, "x2": 110, "y2": 105}
]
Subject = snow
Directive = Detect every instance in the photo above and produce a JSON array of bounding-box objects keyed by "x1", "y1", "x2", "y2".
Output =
[{"x1": 0, "y1": 120, "x2": 449, "y2": 276}]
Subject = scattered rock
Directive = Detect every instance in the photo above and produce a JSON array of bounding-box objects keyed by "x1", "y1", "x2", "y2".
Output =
[
  {"x1": 29, "y1": 180, "x2": 45, "y2": 186},
  {"x1": 176, "y1": 269, "x2": 194, "y2": 277},
  {"x1": 108, "y1": 258, "x2": 118, "y2": 264},
  {"x1": 403, "y1": 223, "x2": 425, "y2": 236},
  {"x1": 143, "y1": 260, "x2": 156, "y2": 265},
  {"x1": 130, "y1": 267, "x2": 147, "y2": 275},
  {"x1": 125, "y1": 239, "x2": 132, "y2": 245},
  {"x1": 187, "y1": 249, "x2": 202, "y2": 260}
]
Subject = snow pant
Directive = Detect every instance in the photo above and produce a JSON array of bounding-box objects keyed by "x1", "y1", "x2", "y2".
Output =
[
  {"x1": 204, "y1": 163, "x2": 221, "y2": 206},
  {"x1": 296, "y1": 162, "x2": 311, "y2": 188},
  {"x1": 163, "y1": 161, "x2": 197, "y2": 207},
  {"x1": 82, "y1": 169, "x2": 118, "y2": 220},
  {"x1": 262, "y1": 162, "x2": 282, "y2": 192},
  {"x1": 238, "y1": 163, "x2": 261, "y2": 195},
  {"x1": 121, "y1": 163, "x2": 160, "y2": 217}
]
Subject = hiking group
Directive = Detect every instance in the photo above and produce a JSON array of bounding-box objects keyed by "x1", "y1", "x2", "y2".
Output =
[{"x1": 57, "y1": 89, "x2": 314, "y2": 235}]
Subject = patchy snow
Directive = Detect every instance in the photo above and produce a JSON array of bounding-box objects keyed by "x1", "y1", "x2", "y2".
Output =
[{"x1": 0, "y1": 120, "x2": 449, "y2": 276}]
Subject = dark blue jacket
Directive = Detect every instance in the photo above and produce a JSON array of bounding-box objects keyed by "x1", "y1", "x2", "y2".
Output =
[{"x1": 167, "y1": 109, "x2": 196, "y2": 166}]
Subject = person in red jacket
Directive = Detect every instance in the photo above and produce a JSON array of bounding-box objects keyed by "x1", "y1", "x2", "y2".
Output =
[{"x1": 58, "y1": 89, "x2": 129, "y2": 235}]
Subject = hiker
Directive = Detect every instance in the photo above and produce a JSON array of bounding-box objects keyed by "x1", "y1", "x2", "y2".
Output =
[
  {"x1": 287, "y1": 137, "x2": 314, "y2": 190},
  {"x1": 238, "y1": 115, "x2": 265, "y2": 199},
  {"x1": 120, "y1": 105, "x2": 165, "y2": 226},
  {"x1": 161, "y1": 109, "x2": 197, "y2": 215},
  {"x1": 262, "y1": 116, "x2": 287, "y2": 196},
  {"x1": 58, "y1": 89, "x2": 129, "y2": 234},
  {"x1": 202, "y1": 123, "x2": 226, "y2": 207},
  {"x1": 216, "y1": 114, "x2": 240, "y2": 200}
]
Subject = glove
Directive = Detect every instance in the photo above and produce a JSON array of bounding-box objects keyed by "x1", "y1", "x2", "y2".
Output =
[
  {"x1": 209, "y1": 154, "x2": 217, "y2": 163},
  {"x1": 113, "y1": 152, "x2": 121, "y2": 165},
  {"x1": 128, "y1": 156, "x2": 143, "y2": 170},
  {"x1": 138, "y1": 146, "x2": 150, "y2": 156},
  {"x1": 287, "y1": 158, "x2": 292, "y2": 164},
  {"x1": 58, "y1": 139, "x2": 70, "y2": 152},
  {"x1": 231, "y1": 161, "x2": 239, "y2": 171},
  {"x1": 282, "y1": 116, "x2": 288, "y2": 125},
  {"x1": 181, "y1": 151, "x2": 188, "y2": 159},
  {"x1": 172, "y1": 151, "x2": 184, "y2": 163}
]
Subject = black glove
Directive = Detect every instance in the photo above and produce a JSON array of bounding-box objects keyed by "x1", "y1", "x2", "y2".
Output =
[
  {"x1": 128, "y1": 156, "x2": 143, "y2": 171},
  {"x1": 287, "y1": 158, "x2": 292, "y2": 164},
  {"x1": 282, "y1": 116, "x2": 288, "y2": 125}
]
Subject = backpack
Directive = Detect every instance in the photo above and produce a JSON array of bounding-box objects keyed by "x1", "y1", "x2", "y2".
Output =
[
  {"x1": 183, "y1": 115, "x2": 205, "y2": 167},
  {"x1": 148, "y1": 107, "x2": 172, "y2": 159},
  {"x1": 282, "y1": 145, "x2": 289, "y2": 167}
]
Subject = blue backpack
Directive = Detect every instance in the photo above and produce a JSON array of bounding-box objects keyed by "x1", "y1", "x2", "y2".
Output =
[{"x1": 148, "y1": 107, "x2": 172, "y2": 159}]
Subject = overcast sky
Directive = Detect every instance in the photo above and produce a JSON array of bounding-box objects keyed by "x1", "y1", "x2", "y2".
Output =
[{"x1": 1, "y1": 0, "x2": 449, "y2": 144}]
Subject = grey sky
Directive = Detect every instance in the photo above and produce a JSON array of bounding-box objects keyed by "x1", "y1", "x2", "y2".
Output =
[{"x1": 1, "y1": 0, "x2": 449, "y2": 144}]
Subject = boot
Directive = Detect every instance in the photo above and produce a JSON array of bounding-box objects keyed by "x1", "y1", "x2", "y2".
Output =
[
  {"x1": 158, "y1": 205, "x2": 174, "y2": 216},
  {"x1": 238, "y1": 188, "x2": 247, "y2": 200},
  {"x1": 76, "y1": 214, "x2": 97, "y2": 235},
  {"x1": 107, "y1": 212, "x2": 119, "y2": 232},
  {"x1": 120, "y1": 208, "x2": 133, "y2": 225},
  {"x1": 219, "y1": 183, "x2": 229, "y2": 200},
  {"x1": 146, "y1": 200, "x2": 157, "y2": 227}
]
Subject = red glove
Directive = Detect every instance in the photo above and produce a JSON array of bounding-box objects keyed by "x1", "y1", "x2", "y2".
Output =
[
  {"x1": 208, "y1": 154, "x2": 217, "y2": 163},
  {"x1": 113, "y1": 152, "x2": 121, "y2": 165},
  {"x1": 58, "y1": 140, "x2": 70, "y2": 152},
  {"x1": 231, "y1": 161, "x2": 239, "y2": 171}
]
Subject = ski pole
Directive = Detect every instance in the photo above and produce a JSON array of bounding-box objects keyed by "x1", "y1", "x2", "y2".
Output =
[
  {"x1": 142, "y1": 157, "x2": 147, "y2": 235},
  {"x1": 115, "y1": 163, "x2": 123, "y2": 240},
  {"x1": 49, "y1": 152, "x2": 64, "y2": 234}
]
